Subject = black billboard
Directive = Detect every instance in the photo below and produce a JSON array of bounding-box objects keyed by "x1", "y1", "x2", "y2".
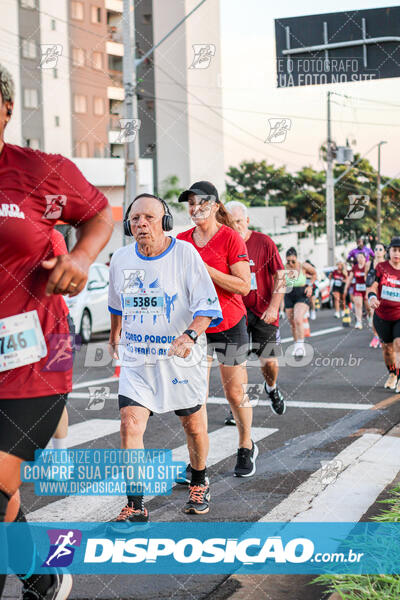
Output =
[{"x1": 275, "y1": 6, "x2": 400, "y2": 87}]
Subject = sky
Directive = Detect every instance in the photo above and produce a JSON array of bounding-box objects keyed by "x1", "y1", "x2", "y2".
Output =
[{"x1": 219, "y1": 0, "x2": 400, "y2": 178}]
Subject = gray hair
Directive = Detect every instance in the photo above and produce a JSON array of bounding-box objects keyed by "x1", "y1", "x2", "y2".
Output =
[
  {"x1": 0, "y1": 63, "x2": 15, "y2": 104},
  {"x1": 224, "y1": 200, "x2": 248, "y2": 218}
]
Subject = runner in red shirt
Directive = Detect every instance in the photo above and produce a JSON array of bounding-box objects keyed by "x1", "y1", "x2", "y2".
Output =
[
  {"x1": 329, "y1": 261, "x2": 347, "y2": 318},
  {"x1": 344, "y1": 252, "x2": 371, "y2": 329},
  {"x1": 368, "y1": 237, "x2": 400, "y2": 393},
  {"x1": 0, "y1": 64, "x2": 113, "y2": 600},
  {"x1": 177, "y1": 181, "x2": 258, "y2": 479},
  {"x1": 225, "y1": 201, "x2": 286, "y2": 417}
]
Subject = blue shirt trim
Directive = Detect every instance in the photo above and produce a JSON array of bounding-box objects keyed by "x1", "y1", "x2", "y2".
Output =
[
  {"x1": 135, "y1": 237, "x2": 176, "y2": 261},
  {"x1": 193, "y1": 309, "x2": 223, "y2": 328},
  {"x1": 108, "y1": 305, "x2": 122, "y2": 316}
]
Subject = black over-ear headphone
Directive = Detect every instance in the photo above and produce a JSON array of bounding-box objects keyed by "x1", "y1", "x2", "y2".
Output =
[
  {"x1": 6, "y1": 109, "x2": 12, "y2": 116},
  {"x1": 123, "y1": 193, "x2": 173, "y2": 237}
]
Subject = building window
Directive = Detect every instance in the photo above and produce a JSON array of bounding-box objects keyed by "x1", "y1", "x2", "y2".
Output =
[
  {"x1": 22, "y1": 39, "x2": 37, "y2": 59},
  {"x1": 94, "y1": 143, "x2": 104, "y2": 157},
  {"x1": 50, "y1": 19, "x2": 56, "y2": 30},
  {"x1": 25, "y1": 138, "x2": 40, "y2": 149},
  {"x1": 76, "y1": 141, "x2": 89, "y2": 157},
  {"x1": 142, "y1": 13, "x2": 152, "y2": 25},
  {"x1": 92, "y1": 51, "x2": 103, "y2": 70},
  {"x1": 24, "y1": 88, "x2": 39, "y2": 108},
  {"x1": 72, "y1": 47, "x2": 85, "y2": 67},
  {"x1": 93, "y1": 97, "x2": 105, "y2": 116},
  {"x1": 91, "y1": 6, "x2": 101, "y2": 24},
  {"x1": 74, "y1": 94, "x2": 87, "y2": 113},
  {"x1": 20, "y1": 0, "x2": 36, "y2": 8},
  {"x1": 55, "y1": 116, "x2": 60, "y2": 127},
  {"x1": 71, "y1": 1, "x2": 84, "y2": 20},
  {"x1": 53, "y1": 68, "x2": 58, "y2": 78}
]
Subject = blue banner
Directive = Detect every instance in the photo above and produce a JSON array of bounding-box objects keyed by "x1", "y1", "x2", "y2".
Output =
[{"x1": 1, "y1": 522, "x2": 400, "y2": 575}]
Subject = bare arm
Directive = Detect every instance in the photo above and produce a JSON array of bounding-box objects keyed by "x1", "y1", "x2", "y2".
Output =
[
  {"x1": 303, "y1": 262, "x2": 317, "y2": 284},
  {"x1": 108, "y1": 313, "x2": 122, "y2": 359},
  {"x1": 42, "y1": 205, "x2": 113, "y2": 296},
  {"x1": 168, "y1": 316, "x2": 212, "y2": 358},
  {"x1": 261, "y1": 269, "x2": 285, "y2": 323},
  {"x1": 206, "y1": 261, "x2": 251, "y2": 295}
]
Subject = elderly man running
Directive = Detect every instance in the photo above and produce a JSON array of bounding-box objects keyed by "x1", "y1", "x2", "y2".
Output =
[{"x1": 108, "y1": 194, "x2": 222, "y2": 520}]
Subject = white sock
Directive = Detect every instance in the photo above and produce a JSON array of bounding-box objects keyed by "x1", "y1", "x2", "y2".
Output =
[
  {"x1": 52, "y1": 437, "x2": 67, "y2": 450},
  {"x1": 296, "y1": 339, "x2": 304, "y2": 345},
  {"x1": 266, "y1": 383, "x2": 276, "y2": 393}
]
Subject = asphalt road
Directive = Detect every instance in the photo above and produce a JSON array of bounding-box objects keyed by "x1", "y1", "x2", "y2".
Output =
[{"x1": 5, "y1": 308, "x2": 400, "y2": 600}]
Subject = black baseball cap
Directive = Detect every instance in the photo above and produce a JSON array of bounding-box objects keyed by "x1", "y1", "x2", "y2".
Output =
[
  {"x1": 178, "y1": 181, "x2": 220, "y2": 203},
  {"x1": 388, "y1": 236, "x2": 400, "y2": 249}
]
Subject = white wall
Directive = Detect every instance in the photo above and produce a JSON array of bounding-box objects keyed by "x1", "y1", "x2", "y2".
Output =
[
  {"x1": 40, "y1": 0, "x2": 72, "y2": 156},
  {"x1": 1, "y1": 0, "x2": 22, "y2": 145},
  {"x1": 185, "y1": 0, "x2": 225, "y2": 192}
]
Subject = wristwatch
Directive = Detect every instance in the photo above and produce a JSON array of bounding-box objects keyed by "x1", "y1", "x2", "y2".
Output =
[{"x1": 183, "y1": 329, "x2": 198, "y2": 343}]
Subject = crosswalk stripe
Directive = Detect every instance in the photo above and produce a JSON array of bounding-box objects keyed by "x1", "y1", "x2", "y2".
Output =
[
  {"x1": 260, "y1": 432, "x2": 400, "y2": 522},
  {"x1": 67, "y1": 392, "x2": 372, "y2": 411},
  {"x1": 47, "y1": 419, "x2": 121, "y2": 449},
  {"x1": 27, "y1": 426, "x2": 277, "y2": 522},
  {"x1": 72, "y1": 376, "x2": 118, "y2": 390}
]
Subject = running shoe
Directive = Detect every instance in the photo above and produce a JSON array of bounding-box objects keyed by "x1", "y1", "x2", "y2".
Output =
[
  {"x1": 396, "y1": 379, "x2": 400, "y2": 395},
  {"x1": 310, "y1": 310, "x2": 316, "y2": 320},
  {"x1": 367, "y1": 315, "x2": 373, "y2": 327},
  {"x1": 234, "y1": 441, "x2": 258, "y2": 477},
  {"x1": 184, "y1": 484, "x2": 210, "y2": 514},
  {"x1": 384, "y1": 373, "x2": 397, "y2": 390},
  {"x1": 355, "y1": 322, "x2": 363, "y2": 330},
  {"x1": 175, "y1": 463, "x2": 209, "y2": 486},
  {"x1": 291, "y1": 341, "x2": 305, "y2": 357},
  {"x1": 224, "y1": 410, "x2": 236, "y2": 426},
  {"x1": 115, "y1": 504, "x2": 149, "y2": 524},
  {"x1": 264, "y1": 382, "x2": 286, "y2": 415},
  {"x1": 23, "y1": 573, "x2": 73, "y2": 600},
  {"x1": 369, "y1": 336, "x2": 379, "y2": 348},
  {"x1": 334, "y1": 311, "x2": 340, "y2": 319}
]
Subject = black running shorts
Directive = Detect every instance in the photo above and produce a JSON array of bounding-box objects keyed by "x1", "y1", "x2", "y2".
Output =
[
  {"x1": 284, "y1": 286, "x2": 311, "y2": 309},
  {"x1": 118, "y1": 394, "x2": 202, "y2": 416},
  {"x1": 247, "y1": 310, "x2": 282, "y2": 358},
  {"x1": 0, "y1": 395, "x2": 66, "y2": 461},
  {"x1": 373, "y1": 313, "x2": 400, "y2": 344},
  {"x1": 206, "y1": 315, "x2": 249, "y2": 365}
]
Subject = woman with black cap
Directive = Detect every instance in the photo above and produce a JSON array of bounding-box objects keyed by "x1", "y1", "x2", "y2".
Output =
[
  {"x1": 177, "y1": 182, "x2": 259, "y2": 479},
  {"x1": 367, "y1": 237, "x2": 400, "y2": 393}
]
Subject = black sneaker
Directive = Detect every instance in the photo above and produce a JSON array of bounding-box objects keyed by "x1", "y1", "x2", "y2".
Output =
[
  {"x1": 184, "y1": 484, "x2": 210, "y2": 514},
  {"x1": 224, "y1": 410, "x2": 236, "y2": 426},
  {"x1": 110, "y1": 504, "x2": 149, "y2": 531},
  {"x1": 175, "y1": 463, "x2": 209, "y2": 486},
  {"x1": 23, "y1": 573, "x2": 73, "y2": 600},
  {"x1": 234, "y1": 441, "x2": 258, "y2": 477},
  {"x1": 264, "y1": 382, "x2": 286, "y2": 415}
]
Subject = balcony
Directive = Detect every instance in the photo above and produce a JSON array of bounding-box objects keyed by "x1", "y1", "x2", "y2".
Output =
[
  {"x1": 108, "y1": 114, "x2": 123, "y2": 144},
  {"x1": 107, "y1": 86, "x2": 124, "y2": 101},
  {"x1": 105, "y1": 0, "x2": 123, "y2": 13},
  {"x1": 108, "y1": 69, "x2": 123, "y2": 87}
]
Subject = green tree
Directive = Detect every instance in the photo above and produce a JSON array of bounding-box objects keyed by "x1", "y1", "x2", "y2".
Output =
[{"x1": 159, "y1": 175, "x2": 185, "y2": 211}]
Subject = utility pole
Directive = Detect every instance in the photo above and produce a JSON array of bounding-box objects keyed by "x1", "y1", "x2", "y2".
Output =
[
  {"x1": 376, "y1": 141, "x2": 387, "y2": 243},
  {"x1": 122, "y1": 0, "x2": 139, "y2": 245},
  {"x1": 326, "y1": 91, "x2": 336, "y2": 266}
]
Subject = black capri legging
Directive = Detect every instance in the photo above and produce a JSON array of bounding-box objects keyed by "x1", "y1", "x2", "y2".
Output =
[
  {"x1": 0, "y1": 394, "x2": 66, "y2": 461},
  {"x1": 373, "y1": 313, "x2": 400, "y2": 345}
]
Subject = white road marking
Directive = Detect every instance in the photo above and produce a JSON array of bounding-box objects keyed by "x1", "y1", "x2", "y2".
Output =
[
  {"x1": 46, "y1": 419, "x2": 121, "y2": 449},
  {"x1": 68, "y1": 393, "x2": 372, "y2": 411},
  {"x1": 27, "y1": 426, "x2": 277, "y2": 522},
  {"x1": 72, "y1": 376, "x2": 118, "y2": 390},
  {"x1": 280, "y1": 325, "x2": 343, "y2": 344},
  {"x1": 260, "y1": 433, "x2": 400, "y2": 522}
]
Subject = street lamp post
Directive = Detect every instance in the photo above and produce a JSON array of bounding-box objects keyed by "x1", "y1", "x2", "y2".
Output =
[{"x1": 376, "y1": 141, "x2": 387, "y2": 243}]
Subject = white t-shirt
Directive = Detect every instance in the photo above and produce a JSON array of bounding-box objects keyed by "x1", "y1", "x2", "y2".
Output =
[{"x1": 108, "y1": 237, "x2": 222, "y2": 413}]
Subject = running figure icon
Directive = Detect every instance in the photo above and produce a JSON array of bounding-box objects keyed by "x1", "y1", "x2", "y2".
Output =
[{"x1": 45, "y1": 531, "x2": 77, "y2": 566}]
